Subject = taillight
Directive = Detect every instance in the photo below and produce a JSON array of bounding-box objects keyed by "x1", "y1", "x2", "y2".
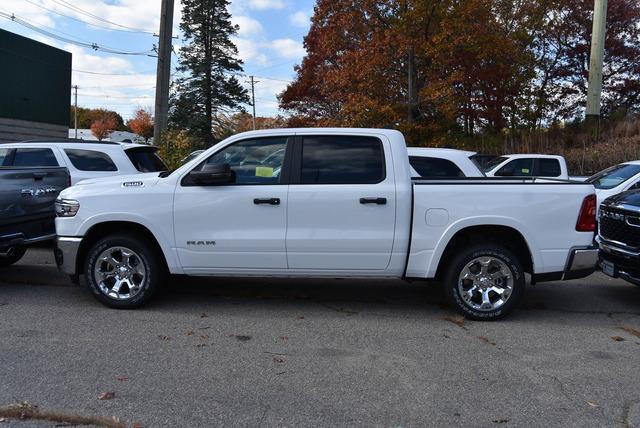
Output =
[{"x1": 576, "y1": 194, "x2": 597, "y2": 232}]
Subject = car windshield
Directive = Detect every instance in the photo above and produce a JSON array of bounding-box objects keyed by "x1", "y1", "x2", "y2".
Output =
[
  {"x1": 482, "y1": 156, "x2": 508, "y2": 172},
  {"x1": 586, "y1": 164, "x2": 640, "y2": 189}
]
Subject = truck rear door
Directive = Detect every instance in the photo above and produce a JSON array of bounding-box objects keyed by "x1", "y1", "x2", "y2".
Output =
[{"x1": 286, "y1": 134, "x2": 396, "y2": 270}]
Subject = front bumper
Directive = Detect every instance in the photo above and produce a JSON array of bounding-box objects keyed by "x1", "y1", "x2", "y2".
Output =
[
  {"x1": 533, "y1": 245, "x2": 598, "y2": 283},
  {"x1": 597, "y1": 236, "x2": 640, "y2": 286},
  {"x1": 54, "y1": 236, "x2": 82, "y2": 276}
]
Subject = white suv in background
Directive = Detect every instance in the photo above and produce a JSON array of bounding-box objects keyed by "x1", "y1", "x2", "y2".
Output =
[
  {"x1": 483, "y1": 154, "x2": 569, "y2": 179},
  {"x1": 0, "y1": 140, "x2": 168, "y2": 185}
]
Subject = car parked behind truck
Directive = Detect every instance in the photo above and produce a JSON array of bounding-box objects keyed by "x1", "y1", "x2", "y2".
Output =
[
  {"x1": 55, "y1": 128, "x2": 598, "y2": 319},
  {"x1": 483, "y1": 154, "x2": 569, "y2": 179},
  {"x1": 0, "y1": 165, "x2": 69, "y2": 266},
  {"x1": 0, "y1": 140, "x2": 168, "y2": 185}
]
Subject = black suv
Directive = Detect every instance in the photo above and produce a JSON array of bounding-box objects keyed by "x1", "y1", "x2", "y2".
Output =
[{"x1": 597, "y1": 190, "x2": 640, "y2": 285}]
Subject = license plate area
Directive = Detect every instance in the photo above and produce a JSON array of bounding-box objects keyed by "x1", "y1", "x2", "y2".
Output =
[{"x1": 601, "y1": 260, "x2": 617, "y2": 277}]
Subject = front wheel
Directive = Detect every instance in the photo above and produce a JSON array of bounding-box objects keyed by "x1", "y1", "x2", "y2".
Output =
[
  {"x1": 84, "y1": 234, "x2": 162, "y2": 309},
  {"x1": 443, "y1": 244, "x2": 525, "y2": 320},
  {"x1": 0, "y1": 246, "x2": 27, "y2": 267}
]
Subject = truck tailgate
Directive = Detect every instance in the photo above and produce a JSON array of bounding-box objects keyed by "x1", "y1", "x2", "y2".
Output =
[{"x1": 0, "y1": 167, "x2": 69, "y2": 242}]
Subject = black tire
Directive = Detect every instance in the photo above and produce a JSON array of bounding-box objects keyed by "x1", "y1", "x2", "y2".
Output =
[
  {"x1": 0, "y1": 246, "x2": 27, "y2": 267},
  {"x1": 84, "y1": 234, "x2": 162, "y2": 309},
  {"x1": 443, "y1": 244, "x2": 525, "y2": 320}
]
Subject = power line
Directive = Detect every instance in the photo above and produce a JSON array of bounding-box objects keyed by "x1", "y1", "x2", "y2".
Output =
[
  {"x1": 72, "y1": 68, "x2": 156, "y2": 76},
  {"x1": 0, "y1": 11, "x2": 155, "y2": 55},
  {"x1": 21, "y1": 0, "x2": 154, "y2": 35},
  {"x1": 48, "y1": 0, "x2": 155, "y2": 34}
]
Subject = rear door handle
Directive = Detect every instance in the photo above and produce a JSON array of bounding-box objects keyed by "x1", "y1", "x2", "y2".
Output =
[
  {"x1": 254, "y1": 198, "x2": 280, "y2": 205},
  {"x1": 360, "y1": 197, "x2": 387, "y2": 205}
]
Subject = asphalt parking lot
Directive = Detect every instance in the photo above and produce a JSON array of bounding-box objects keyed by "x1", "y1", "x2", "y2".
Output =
[{"x1": 1, "y1": 248, "x2": 640, "y2": 427}]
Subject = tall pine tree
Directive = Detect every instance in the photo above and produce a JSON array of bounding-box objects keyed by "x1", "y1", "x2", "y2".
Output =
[{"x1": 170, "y1": 0, "x2": 248, "y2": 146}]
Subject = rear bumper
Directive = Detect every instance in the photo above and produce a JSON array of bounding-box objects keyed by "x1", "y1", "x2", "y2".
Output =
[
  {"x1": 533, "y1": 245, "x2": 598, "y2": 283},
  {"x1": 597, "y1": 236, "x2": 640, "y2": 286},
  {"x1": 54, "y1": 236, "x2": 82, "y2": 276}
]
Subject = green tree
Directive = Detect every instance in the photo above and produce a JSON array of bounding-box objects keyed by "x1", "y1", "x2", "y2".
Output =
[{"x1": 170, "y1": 0, "x2": 249, "y2": 146}]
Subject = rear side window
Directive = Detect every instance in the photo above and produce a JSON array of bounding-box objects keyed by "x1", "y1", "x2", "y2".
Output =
[
  {"x1": 536, "y1": 159, "x2": 561, "y2": 177},
  {"x1": 126, "y1": 149, "x2": 168, "y2": 172},
  {"x1": 64, "y1": 149, "x2": 117, "y2": 171},
  {"x1": 0, "y1": 148, "x2": 11, "y2": 166},
  {"x1": 409, "y1": 156, "x2": 464, "y2": 177},
  {"x1": 496, "y1": 158, "x2": 533, "y2": 177},
  {"x1": 300, "y1": 136, "x2": 385, "y2": 184},
  {"x1": 13, "y1": 148, "x2": 58, "y2": 167}
]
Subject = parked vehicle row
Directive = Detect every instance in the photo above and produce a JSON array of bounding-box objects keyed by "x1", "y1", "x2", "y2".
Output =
[
  {"x1": 53, "y1": 128, "x2": 599, "y2": 320},
  {"x1": 4, "y1": 131, "x2": 640, "y2": 320}
]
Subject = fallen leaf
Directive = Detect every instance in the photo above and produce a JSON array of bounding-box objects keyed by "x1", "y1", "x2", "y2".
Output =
[
  {"x1": 195, "y1": 343, "x2": 207, "y2": 348},
  {"x1": 442, "y1": 315, "x2": 466, "y2": 328},
  {"x1": 200, "y1": 334, "x2": 209, "y2": 340},
  {"x1": 611, "y1": 336, "x2": 625, "y2": 342},
  {"x1": 98, "y1": 391, "x2": 115, "y2": 401},
  {"x1": 273, "y1": 357, "x2": 285, "y2": 363},
  {"x1": 587, "y1": 401, "x2": 598, "y2": 408},
  {"x1": 185, "y1": 330, "x2": 195, "y2": 336},
  {"x1": 115, "y1": 376, "x2": 129, "y2": 382},
  {"x1": 132, "y1": 423, "x2": 144, "y2": 428},
  {"x1": 157, "y1": 335, "x2": 170, "y2": 341},
  {"x1": 276, "y1": 371, "x2": 286, "y2": 375},
  {"x1": 279, "y1": 336, "x2": 288, "y2": 341},
  {"x1": 478, "y1": 336, "x2": 497, "y2": 346},
  {"x1": 619, "y1": 325, "x2": 640, "y2": 338},
  {"x1": 234, "y1": 335, "x2": 252, "y2": 342},
  {"x1": 492, "y1": 419, "x2": 509, "y2": 424}
]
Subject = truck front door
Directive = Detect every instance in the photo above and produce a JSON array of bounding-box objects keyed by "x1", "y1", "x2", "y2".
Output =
[{"x1": 173, "y1": 136, "x2": 291, "y2": 272}]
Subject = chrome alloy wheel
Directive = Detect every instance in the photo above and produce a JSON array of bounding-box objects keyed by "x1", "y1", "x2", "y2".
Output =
[
  {"x1": 93, "y1": 246, "x2": 146, "y2": 300},
  {"x1": 457, "y1": 256, "x2": 514, "y2": 312}
]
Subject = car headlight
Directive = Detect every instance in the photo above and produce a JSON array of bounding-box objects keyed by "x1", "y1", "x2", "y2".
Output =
[{"x1": 55, "y1": 198, "x2": 80, "y2": 217}]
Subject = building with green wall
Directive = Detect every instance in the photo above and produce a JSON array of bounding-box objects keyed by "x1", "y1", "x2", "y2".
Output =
[{"x1": 0, "y1": 28, "x2": 71, "y2": 143}]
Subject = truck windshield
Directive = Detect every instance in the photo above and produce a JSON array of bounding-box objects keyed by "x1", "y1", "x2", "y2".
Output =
[
  {"x1": 586, "y1": 164, "x2": 640, "y2": 189},
  {"x1": 483, "y1": 156, "x2": 508, "y2": 172}
]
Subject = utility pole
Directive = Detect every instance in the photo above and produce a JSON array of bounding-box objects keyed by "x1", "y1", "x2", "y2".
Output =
[
  {"x1": 586, "y1": 0, "x2": 607, "y2": 123},
  {"x1": 73, "y1": 85, "x2": 78, "y2": 139},
  {"x1": 153, "y1": 0, "x2": 175, "y2": 145},
  {"x1": 248, "y1": 76, "x2": 258, "y2": 130}
]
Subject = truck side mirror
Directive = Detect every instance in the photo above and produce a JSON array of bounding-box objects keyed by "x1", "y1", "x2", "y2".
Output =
[{"x1": 184, "y1": 163, "x2": 235, "y2": 186}]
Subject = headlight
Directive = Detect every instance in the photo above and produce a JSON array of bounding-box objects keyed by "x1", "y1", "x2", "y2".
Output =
[{"x1": 55, "y1": 198, "x2": 80, "y2": 217}]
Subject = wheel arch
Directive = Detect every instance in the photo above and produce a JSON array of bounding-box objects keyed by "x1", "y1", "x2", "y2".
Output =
[
  {"x1": 76, "y1": 221, "x2": 174, "y2": 277},
  {"x1": 433, "y1": 224, "x2": 535, "y2": 280}
]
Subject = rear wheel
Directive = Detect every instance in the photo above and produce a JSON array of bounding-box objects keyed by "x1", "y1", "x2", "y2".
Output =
[
  {"x1": 0, "y1": 246, "x2": 27, "y2": 267},
  {"x1": 84, "y1": 234, "x2": 162, "y2": 308},
  {"x1": 443, "y1": 244, "x2": 524, "y2": 320}
]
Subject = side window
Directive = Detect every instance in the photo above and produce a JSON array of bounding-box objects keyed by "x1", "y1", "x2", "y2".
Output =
[
  {"x1": 536, "y1": 159, "x2": 561, "y2": 177},
  {"x1": 628, "y1": 180, "x2": 640, "y2": 191},
  {"x1": 13, "y1": 148, "x2": 58, "y2": 167},
  {"x1": 198, "y1": 137, "x2": 287, "y2": 184},
  {"x1": 300, "y1": 136, "x2": 385, "y2": 184},
  {"x1": 126, "y1": 149, "x2": 168, "y2": 172},
  {"x1": 496, "y1": 158, "x2": 533, "y2": 177},
  {"x1": 64, "y1": 149, "x2": 118, "y2": 172},
  {"x1": 0, "y1": 148, "x2": 12, "y2": 166},
  {"x1": 409, "y1": 156, "x2": 465, "y2": 177}
]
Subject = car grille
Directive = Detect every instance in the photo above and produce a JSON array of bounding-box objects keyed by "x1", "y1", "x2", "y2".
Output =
[{"x1": 599, "y1": 207, "x2": 640, "y2": 248}]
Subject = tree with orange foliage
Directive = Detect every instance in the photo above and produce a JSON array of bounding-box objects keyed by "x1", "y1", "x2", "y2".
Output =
[
  {"x1": 90, "y1": 114, "x2": 118, "y2": 141},
  {"x1": 127, "y1": 108, "x2": 154, "y2": 143}
]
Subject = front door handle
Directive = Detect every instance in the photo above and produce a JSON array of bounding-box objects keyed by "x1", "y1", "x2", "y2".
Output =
[
  {"x1": 254, "y1": 198, "x2": 280, "y2": 205},
  {"x1": 360, "y1": 197, "x2": 387, "y2": 205}
]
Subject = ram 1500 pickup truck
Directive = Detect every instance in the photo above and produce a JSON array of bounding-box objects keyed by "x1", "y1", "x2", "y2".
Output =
[
  {"x1": 1, "y1": 166, "x2": 69, "y2": 266},
  {"x1": 54, "y1": 128, "x2": 598, "y2": 319}
]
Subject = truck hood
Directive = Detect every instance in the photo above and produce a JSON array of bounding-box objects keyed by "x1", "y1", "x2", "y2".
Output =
[
  {"x1": 601, "y1": 189, "x2": 640, "y2": 209},
  {"x1": 74, "y1": 172, "x2": 161, "y2": 187}
]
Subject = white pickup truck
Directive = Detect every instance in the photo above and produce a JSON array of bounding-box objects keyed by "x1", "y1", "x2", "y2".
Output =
[{"x1": 54, "y1": 128, "x2": 598, "y2": 319}]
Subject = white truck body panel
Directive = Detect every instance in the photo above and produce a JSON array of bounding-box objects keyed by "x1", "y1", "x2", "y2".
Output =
[{"x1": 56, "y1": 128, "x2": 595, "y2": 282}]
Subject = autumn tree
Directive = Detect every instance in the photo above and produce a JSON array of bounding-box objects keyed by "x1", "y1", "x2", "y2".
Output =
[
  {"x1": 170, "y1": 0, "x2": 249, "y2": 146},
  {"x1": 70, "y1": 107, "x2": 125, "y2": 131},
  {"x1": 127, "y1": 108, "x2": 154, "y2": 142},
  {"x1": 90, "y1": 114, "x2": 118, "y2": 141}
]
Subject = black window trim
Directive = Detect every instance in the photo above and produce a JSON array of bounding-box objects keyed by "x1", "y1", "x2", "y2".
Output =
[
  {"x1": 180, "y1": 136, "x2": 295, "y2": 187},
  {"x1": 289, "y1": 134, "x2": 387, "y2": 185}
]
